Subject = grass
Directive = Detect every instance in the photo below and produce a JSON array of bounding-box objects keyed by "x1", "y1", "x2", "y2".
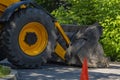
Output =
[{"x1": 0, "y1": 65, "x2": 11, "y2": 78}]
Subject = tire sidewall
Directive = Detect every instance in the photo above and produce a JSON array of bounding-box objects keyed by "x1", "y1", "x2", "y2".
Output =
[{"x1": 7, "y1": 8, "x2": 56, "y2": 65}]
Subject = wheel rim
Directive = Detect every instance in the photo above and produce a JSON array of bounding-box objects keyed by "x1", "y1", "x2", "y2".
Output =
[{"x1": 19, "y1": 22, "x2": 48, "y2": 56}]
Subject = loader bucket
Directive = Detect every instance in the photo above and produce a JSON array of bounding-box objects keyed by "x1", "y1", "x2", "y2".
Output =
[{"x1": 49, "y1": 23, "x2": 109, "y2": 68}]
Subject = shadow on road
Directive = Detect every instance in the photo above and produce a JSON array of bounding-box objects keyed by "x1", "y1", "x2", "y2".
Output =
[
  {"x1": 89, "y1": 72, "x2": 120, "y2": 80},
  {"x1": 0, "y1": 60, "x2": 120, "y2": 80},
  {"x1": 17, "y1": 65, "x2": 80, "y2": 80}
]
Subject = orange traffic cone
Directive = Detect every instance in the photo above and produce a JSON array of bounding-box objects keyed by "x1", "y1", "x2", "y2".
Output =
[{"x1": 80, "y1": 57, "x2": 89, "y2": 80}]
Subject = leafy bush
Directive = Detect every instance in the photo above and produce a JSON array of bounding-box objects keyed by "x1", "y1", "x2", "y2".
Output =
[
  {"x1": 52, "y1": 0, "x2": 97, "y2": 25},
  {"x1": 52, "y1": 0, "x2": 120, "y2": 61},
  {"x1": 97, "y1": 0, "x2": 120, "y2": 61},
  {"x1": 0, "y1": 65, "x2": 11, "y2": 78},
  {"x1": 35, "y1": 0, "x2": 67, "y2": 12}
]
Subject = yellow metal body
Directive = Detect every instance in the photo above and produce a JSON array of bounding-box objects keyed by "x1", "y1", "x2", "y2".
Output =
[
  {"x1": 54, "y1": 22, "x2": 71, "y2": 60},
  {"x1": 19, "y1": 22, "x2": 48, "y2": 56},
  {"x1": 55, "y1": 22, "x2": 71, "y2": 45},
  {"x1": 55, "y1": 43, "x2": 66, "y2": 60},
  {"x1": 0, "y1": 0, "x2": 20, "y2": 15}
]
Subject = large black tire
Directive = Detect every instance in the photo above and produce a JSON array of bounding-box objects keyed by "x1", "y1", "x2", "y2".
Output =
[
  {"x1": 0, "y1": 25, "x2": 6, "y2": 61},
  {"x1": 1, "y1": 8, "x2": 56, "y2": 68},
  {"x1": 0, "y1": 48, "x2": 6, "y2": 61}
]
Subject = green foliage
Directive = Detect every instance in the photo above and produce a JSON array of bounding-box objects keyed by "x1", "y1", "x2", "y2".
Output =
[
  {"x1": 35, "y1": 0, "x2": 57, "y2": 12},
  {"x1": 35, "y1": 0, "x2": 67, "y2": 12},
  {"x1": 52, "y1": 0, "x2": 98, "y2": 25},
  {"x1": 52, "y1": 0, "x2": 120, "y2": 61},
  {"x1": 52, "y1": 0, "x2": 92, "y2": 25},
  {"x1": 95, "y1": 0, "x2": 120, "y2": 61},
  {"x1": 0, "y1": 65, "x2": 11, "y2": 78}
]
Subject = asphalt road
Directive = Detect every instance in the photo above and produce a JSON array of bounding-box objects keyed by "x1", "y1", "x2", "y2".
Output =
[{"x1": 0, "y1": 60, "x2": 120, "y2": 80}]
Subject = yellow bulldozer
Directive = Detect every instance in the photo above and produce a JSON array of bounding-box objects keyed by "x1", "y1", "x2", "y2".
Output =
[{"x1": 0, "y1": 0, "x2": 109, "y2": 68}]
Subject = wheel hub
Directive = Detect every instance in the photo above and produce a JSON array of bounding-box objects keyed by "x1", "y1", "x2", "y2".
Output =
[
  {"x1": 24, "y1": 32, "x2": 37, "y2": 46},
  {"x1": 19, "y1": 22, "x2": 48, "y2": 56}
]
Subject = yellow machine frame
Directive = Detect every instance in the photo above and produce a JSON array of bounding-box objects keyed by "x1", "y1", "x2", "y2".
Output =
[
  {"x1": 54, "y1": 22, "x2": 71, "y2": 60},
  {"x1": 0, "y1": 0, "x2": 19, "y2": 15}
]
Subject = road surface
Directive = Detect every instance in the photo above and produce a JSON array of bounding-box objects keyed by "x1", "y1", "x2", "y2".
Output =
[{"x1": 0, "y1": 60, "x2": 120, "y2": 80}]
